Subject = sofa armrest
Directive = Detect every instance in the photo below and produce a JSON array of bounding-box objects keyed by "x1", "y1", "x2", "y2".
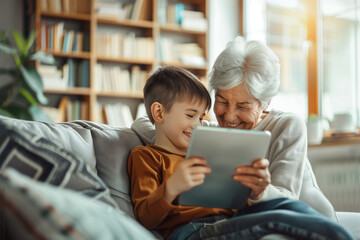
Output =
[{"x1": 336, "y1": 211, "x2": 360, "y2": 239}]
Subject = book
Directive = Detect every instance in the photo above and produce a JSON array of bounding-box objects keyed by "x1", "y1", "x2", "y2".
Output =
[
  {"x1": 138, "y1": 0, "x2": 152, "y2": 21},
  {"x1": 136, "y1": 103, "x2": 147, "y2": 119},
  {"x1": 62, "y1": 0, "x2": 70, "y2": 13},
  {"x1": 58, "y1": 97, "x2": 70, "y2": 122},
  {"x1": 80, "y1": 60, "x2": 89, "y2": 87}
]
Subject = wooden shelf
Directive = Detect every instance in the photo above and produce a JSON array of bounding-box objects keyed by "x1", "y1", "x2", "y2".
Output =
[
  {"x1": 41, "y1": 11, "x2": 91, "y2": 21},
  {"x1": 160, "y1": 25, "x2": 207, "y2": 35},
  {"x1": 309, "y1": 129, "x2": 360, "y2": 147},
  {"x1": 96, "y1": 56, "x2": 153, "y2": 65},
  {"x1": 96, "y1": 91, "x2": 143, "y2": 99},
  {"x1": 97, "y1": 17, "x2": 154, "y2": 29},
  {"x1": 159, "y1": 61, "x2": 208, "y2": 70},
  {"x1": 43, "y1": 51, "x2": 91, "y2": 59},
  {"x1": 44, "y1": 88, "x2": 91, "y2": 95},
  {"x1": 34, "y1": 0, "x2": 208, "y2": 124}
]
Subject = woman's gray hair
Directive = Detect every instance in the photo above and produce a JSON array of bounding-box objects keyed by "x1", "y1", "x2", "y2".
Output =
[{"x1": 209, "y1": 36, "x2": 280, "y2": 108}]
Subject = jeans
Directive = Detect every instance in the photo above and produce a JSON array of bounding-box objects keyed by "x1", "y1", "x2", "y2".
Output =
[{"x1": 167, "y1": 198, "x2": 354, "y2": 240}]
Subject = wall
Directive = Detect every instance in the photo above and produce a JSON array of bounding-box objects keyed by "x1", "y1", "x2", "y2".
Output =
[
  {"x1": 208, "y1": 0, "x2": 239, "y2": 69},
  {"x1": 208, "y1": 0, "x2": 239, "y2": 120},
  {"x1": 0, "y1": 0, "x2": 24, "y2": 85}
]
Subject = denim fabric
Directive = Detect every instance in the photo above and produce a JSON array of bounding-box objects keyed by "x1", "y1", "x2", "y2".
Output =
[{"x1": 168, "y1": 198, "x2": 355, "y2": 240}]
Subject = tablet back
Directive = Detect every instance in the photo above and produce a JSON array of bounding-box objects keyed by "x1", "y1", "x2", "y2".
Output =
[{"x1": 178, "y1": 126, "x2": 271, "y2": 209}]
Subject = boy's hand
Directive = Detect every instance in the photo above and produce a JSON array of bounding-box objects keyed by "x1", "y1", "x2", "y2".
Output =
[{"x1": 164, "y1": 157, "x2": 211, "y2": 203}]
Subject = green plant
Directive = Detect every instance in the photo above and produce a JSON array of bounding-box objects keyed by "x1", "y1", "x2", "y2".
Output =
[{"x1": 0, "y1": 30, "x2": 55, "y2": 121}]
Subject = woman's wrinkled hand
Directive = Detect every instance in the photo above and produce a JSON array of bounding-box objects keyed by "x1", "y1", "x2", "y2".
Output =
[{"x1": 233, "y1": 158, "x2": 271, "y2": 200}]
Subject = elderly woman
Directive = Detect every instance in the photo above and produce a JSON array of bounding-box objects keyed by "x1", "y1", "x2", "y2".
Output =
[
  {"x1": 133, "y1": 37, "x2": 335, "y2": 220},
  {"x1": 205, "y1": 36, "x2": 336, "y2": 220},
  {"x1": 130, "y1": 37, "x2": 354, "y2": 239}
]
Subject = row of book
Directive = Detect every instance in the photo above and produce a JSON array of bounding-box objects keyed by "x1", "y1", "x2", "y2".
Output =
[
  {"x1": 41, "y1": 97, "x2": 147, "y2": 126},
  {"x1": 40, "y1": 97, "x2": 88, "y2": 123},
  {"x1": 94, "y1": 64, "x2": 148, "y2": 93},
  {"x1": 159, "y1": 38, "x2": 206, "y2": 66},
  {"x1": 100, "y1": 102, "x2": 146, "y2": 128},
  {"x1": 40, "y1": 22, "x2": 90, "y2": 53},
  {"x1": 41, "y1": 0, "x2": 90, "y2": 14},
  {"x1": 39, "y1": 59, "x2": 89, "y2": 90},
  {"x1": 158, "y1": 0, "x2": 208, "y2": 31},
  {"x1": 96, "y1": 0, "x2": 151, "y2": 21},
  {"x1": 96, "y1": 32, "x2": 154, "y2": 60}
]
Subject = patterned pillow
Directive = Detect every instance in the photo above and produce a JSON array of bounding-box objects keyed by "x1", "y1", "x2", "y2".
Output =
[
  {"x1": 0, "y1": 169, "x2": 155, "y2": 240},
  {"x1": 0, "y1": 121, "x2": 118, "y2": 209}
]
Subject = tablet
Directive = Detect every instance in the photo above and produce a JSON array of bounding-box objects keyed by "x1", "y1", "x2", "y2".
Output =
[{"x1": 178, "y1": 126, "x2": 271, "y2": 209}]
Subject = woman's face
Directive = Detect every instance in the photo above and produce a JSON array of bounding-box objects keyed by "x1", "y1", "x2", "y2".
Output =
[{"x1": 214, "y1": 84, "x2": 264, "y2": 130}]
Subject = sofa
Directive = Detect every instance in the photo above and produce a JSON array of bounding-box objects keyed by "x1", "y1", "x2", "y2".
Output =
[{"x1": 0, "y1": 115, "x2": 359, "y2": 240}]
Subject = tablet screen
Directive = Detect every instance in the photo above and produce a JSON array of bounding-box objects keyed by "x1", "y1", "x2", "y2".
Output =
[{"x1": 178, "y1": 126, "x2": 271, "y2": 209}]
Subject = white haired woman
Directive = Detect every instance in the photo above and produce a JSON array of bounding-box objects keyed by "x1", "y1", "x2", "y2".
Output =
[
  {"x1": 206, "y1": 36, "x2": 337, "y2": 220},
  {"x1": 131, "y1": 37, "x2": 355, "y2": 239}
]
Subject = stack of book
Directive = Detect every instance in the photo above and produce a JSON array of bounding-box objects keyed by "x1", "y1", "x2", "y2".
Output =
[
  {"x1": 39, "y1": 59, "x2": 89, "y2": 90},
  {"x1": 94, "y1": 64, "x2": 147, "y2": 93},
  {"x1": 181, "y1": 10, "x2": 207, "y2": 31},
  {"x1": 96, "y1": 0, "x2": 151, "y2": 21},
  {"x1": 159, "y1": 38, "x2": 206, "y2": 66},
  {"x1": 96, "y1": 32, "x2": 154, "y2": 60},
  {"x1": 102, "y1": 103, "x2": 134, "y2": 128},
  {"x1": 177, "y1": 43, "x2": 206, "y2": 66},
  {"x1": 38, "y1": 64, "x2": 67, "y2": 90}
]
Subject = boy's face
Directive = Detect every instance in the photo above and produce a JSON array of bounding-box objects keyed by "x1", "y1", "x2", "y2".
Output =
[{"x1": 155, "y1": 99, "x2": 207, "y2": 155}]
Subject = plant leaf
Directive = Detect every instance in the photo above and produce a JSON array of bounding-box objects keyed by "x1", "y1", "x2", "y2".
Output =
[
  {"x1": 19, "y1": 87, "x2": 37, "y2": 105},
  {"x1": 0, "y1": 107, "x2": 15, "y2": 118},
  {"x1": 29, "y1": 104, "x2": 53, "y2": 122},
  {"x1": 12, "y1": 30, "x2": 26, "y2": 55},
  {"x1": 0, "y1": 42, "x2": 17, "y2": 54},
  {"x1": 24, "y1": 30, "x2": 37, "y2": 56},
  {"x1": 13, "y1": 53, "x2": 21, "y2": 67},
  {"x1": 1, "y1": 104, "x2": 32, "y2": 120},
  {"x1": 30, "y1": 51, "x2": 55, "y2": 64},
  {"x1": 19, "y1": 65, "x2": 48, "y2": 104}
]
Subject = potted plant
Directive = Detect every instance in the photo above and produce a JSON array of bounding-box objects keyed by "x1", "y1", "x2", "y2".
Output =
[{"x1": 0, "y1": 29, "x2": 54, "y2": 121}]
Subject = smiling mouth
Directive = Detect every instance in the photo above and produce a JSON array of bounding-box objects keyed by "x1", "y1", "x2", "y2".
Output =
[
  {"x1": 225, "y1": 122, "x2": 241, "y2": 127},
  {"x1": 184, "y1": 131, "x2": 192, "y2": 137}
]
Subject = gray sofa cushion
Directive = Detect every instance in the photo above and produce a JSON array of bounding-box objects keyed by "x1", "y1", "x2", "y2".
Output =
[
  {"x1": 0, "y1": 117, "x2": 97, "y2": 174},
  {"x1": 0, "y1": 116, "x2": 144, "y2": 217},
  {"x1": 0, "y1": 118, "x2": 118, "y2": 208},
  {"x1": 337, "y1": 212, "x2": 360, "y2": 239},
  {"x1": 79, "y1": 121, "x2": 144, "y2": 217},
  {"x1": 0, "y1": 169, "x2": 155, "y2": 240}
]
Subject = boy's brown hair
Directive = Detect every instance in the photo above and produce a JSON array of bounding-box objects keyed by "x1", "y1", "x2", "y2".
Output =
[{"x1": 143, "y1": 66, "x2": 212, "y2": 124}]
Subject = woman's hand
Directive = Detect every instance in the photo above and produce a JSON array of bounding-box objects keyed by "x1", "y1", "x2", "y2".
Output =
[
  {"x1": 233, "y1": 158, "x2": 271, "y2": 200},
  {"x1": 165, "y1": 157, "x2": 211, "y2": 203}
]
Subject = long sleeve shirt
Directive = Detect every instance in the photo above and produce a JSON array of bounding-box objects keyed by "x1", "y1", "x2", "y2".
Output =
[{"x1": 127, "y1": 144, "x2": 235, "y2": 238}]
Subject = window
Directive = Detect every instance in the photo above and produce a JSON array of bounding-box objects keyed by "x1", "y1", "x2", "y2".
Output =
[
  {"x1": 319, "y1": 0, "x2": 360, "y2": 127},
  {"x1": 243, "y1": 0, "x2": 360, "y2": 128},
  {"x1": 243, "y1": 0, "x2": 308, "y2": 120}
]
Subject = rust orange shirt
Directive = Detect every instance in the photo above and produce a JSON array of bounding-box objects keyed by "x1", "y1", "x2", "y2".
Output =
[{"x1": 127, "y1": 144, "x2": 235, "y2": 238}]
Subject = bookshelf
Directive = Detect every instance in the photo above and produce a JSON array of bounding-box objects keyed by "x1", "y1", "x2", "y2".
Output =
[{"x1": 33, "y1": 0, "x2": 209, "y2": 125}]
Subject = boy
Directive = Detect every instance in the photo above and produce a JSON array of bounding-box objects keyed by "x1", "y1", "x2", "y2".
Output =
[
  {"x1": 127, "y1": 66, "x2": 354, "y2": 240},
  {"x1": 127, "y1": 66, "x2": 234, "y2": 238}
]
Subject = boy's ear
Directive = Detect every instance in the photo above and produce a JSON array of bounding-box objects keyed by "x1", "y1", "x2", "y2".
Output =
[{"x1": 151, "y1": 102, "x2": 165, "y2": 123}]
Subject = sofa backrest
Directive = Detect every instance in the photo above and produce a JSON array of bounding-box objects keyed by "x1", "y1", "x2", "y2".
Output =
[{"x1": 0, "y1": 116, "x2": 144, "y2": 218}]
